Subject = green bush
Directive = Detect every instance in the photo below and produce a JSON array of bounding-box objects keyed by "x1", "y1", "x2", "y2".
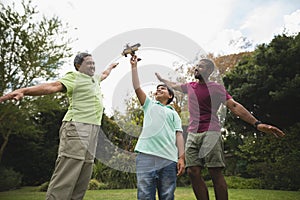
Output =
[
  {"x1": 38, "y1": 181, "x2": 49, "y2": 192},
  {"x1": 88, "y1": 179, "x2": 108, "y2": 190},
  {"x1": 38, "y1": 179, "x2": 109, "y2": 191},
  {"x1": 92, "y1": 154, "x2": 137, "y2": 189},
  {"x1": 177, "y1": 173, "x2": 191, "y2": 187},
  {"x1": 206, "y1": 176, "x2": 262, "y2": 189},
  {"x1": 0, "y1": 166, "x2": 22, "y2": 191}
]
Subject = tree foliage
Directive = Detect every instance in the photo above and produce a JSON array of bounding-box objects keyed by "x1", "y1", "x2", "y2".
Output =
[
  {"x1": 0, "y1": 0, "x2": 72, "y2": 93},
  {"x1": 0, "y1": 0, "x2": 72, "y2": 162},
  {"x1": 0, "y1": 0, "x2": 72, "y2": 187},
  {"x1": 223, "y1": 33, "x2": 300, "y2": 190},
  {"x1": 224, "y1": 33, "x2": 300, "y2": 129},
  {"x1": 3, "y1": 95, "x2": 68, "y2": 185}
]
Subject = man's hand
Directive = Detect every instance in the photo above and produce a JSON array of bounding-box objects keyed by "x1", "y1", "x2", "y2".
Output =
[
  {"x1": 155, "y1": 72, "x2": 163, "y2": 82},
  {"x1": 110, "y1": 62, "x2": 119, "y2": 69},
  {"x1": 0, "y1": 89, "x2": 24, "y2": 103},
  {"x1": 257, "y1": 123, "x2": 285, "y2": 138}
]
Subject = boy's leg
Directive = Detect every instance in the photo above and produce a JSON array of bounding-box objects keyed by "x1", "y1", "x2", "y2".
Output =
[
  {"x1": 136, "y1": 153, "x2": 157, "y2": 200},
  {"x1": 157, "y1": 161, "x2": 177, "y2": 200}
]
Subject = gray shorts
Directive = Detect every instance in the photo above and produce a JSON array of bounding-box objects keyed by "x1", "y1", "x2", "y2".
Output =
[
  {"x1": 185, "y1": 131, "x2": 225, "y2": 168},
  {"x1": 58, "y1": 121, "x2": 100, "y2": 163}
]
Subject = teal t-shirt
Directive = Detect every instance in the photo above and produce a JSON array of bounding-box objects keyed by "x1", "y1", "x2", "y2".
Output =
[
  {"x1": 134, "y1": 96, "x2": 183, "y2": 162},
  {"x1": 59, "y1": 71, "x2": 103, "y2": 125}
]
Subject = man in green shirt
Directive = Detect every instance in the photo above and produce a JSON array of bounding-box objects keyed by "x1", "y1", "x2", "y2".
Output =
[
  {"x1": 0, "y1": 52, "x2": 118, "y2": 200},
  {"x1": 130, "y1": 55, "x2": 185, "y2": 200}
]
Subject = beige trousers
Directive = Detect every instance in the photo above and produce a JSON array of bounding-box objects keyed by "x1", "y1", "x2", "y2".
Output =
[{"x1": 46, "y1": 121, "x2": 100, "y2": 200}]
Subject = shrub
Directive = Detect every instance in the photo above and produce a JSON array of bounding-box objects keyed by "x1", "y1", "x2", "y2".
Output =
[
  {"x1": 38, "y1": 181, "x2": 49, "y2": 192},
  {"x1": 92, "y1": 154, "x2": 137, "y2": 189},
  {"x1": 0, "y1": 166, "x2": 22, "y2": 191},
  {"x1": 206, "y1": 176, "x2": 262, "y2": 189},
  {"x1": 177, "y1": 173, "x2": 191, "y2": 187},
  {"x1": 88, "y1": 179, "x2": 108, "y2": 190}
]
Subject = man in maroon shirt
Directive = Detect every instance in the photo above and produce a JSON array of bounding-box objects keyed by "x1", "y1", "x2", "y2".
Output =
[{"x1": 156, "y1": 58, "x2": 285, "y2": 200}]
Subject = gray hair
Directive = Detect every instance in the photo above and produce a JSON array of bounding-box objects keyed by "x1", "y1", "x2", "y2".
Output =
[{"x1": 73, "y1": 52, "x2": 92, "y2": 70}]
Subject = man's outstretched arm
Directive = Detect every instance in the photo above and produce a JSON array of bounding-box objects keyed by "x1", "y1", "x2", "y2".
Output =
[
  {"x1": 155, "y1": 72, "x2": 183, "y2": 92},
  {"x1": 226, "y1": 98, "x2": 285, "y2": 138},
  {"x1": 0, "y1": 81, "x2": 64, "y2": 103},
  {"x1": 100, "y1": 63, "x2": 119, "y2": 81}
]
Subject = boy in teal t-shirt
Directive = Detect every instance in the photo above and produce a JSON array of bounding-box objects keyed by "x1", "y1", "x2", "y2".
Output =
[{"x1": 130, "y1": 55, "x2": 185, "y2": 200}]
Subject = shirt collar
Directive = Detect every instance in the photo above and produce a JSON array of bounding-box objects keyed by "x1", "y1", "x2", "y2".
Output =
[{"x1": 155, "y1": 101, "x2": 174, "y2": 110}]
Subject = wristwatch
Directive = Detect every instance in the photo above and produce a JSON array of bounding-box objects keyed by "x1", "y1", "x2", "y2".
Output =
[{"x1": 254, "y1": 120, "x2": 262, "y2": 129}]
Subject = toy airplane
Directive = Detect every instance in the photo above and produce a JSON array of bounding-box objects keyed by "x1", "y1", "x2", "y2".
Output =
[{"x1": 122, "y1": 43, "x2": 141, "y2": 61}]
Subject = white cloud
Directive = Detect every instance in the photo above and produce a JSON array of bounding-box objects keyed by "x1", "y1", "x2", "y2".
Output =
[
  {"x1": 283, "y1": 9, "x2": 300, "y2": 35},
  {"x1": 30, "y1": 0, "x2": 237, "y2": 54},
  {"x1": 204, "y1": 29, "x2": 254, "y2": 55},
  {"x1": 240, "y1": 3, "x2": 284, "y2": 44}
]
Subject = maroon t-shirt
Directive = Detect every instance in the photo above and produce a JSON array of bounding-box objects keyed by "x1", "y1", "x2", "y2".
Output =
[{"x1": 181, "y1": 82, "x2": 232, "y2": 133}]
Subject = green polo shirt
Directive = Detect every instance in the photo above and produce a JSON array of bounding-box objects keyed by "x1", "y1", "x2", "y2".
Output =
[
  {"x1": 59, "y1": 71, "x2": 103, "y2": 125},
  {"x1": 134, "y1": 96, "x2": 183, "y2": 162}
]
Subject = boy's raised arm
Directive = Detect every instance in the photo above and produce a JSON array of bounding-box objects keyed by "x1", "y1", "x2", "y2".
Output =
[{"x1": 130, "y1": 55, "x2": 146, "y2": 105}]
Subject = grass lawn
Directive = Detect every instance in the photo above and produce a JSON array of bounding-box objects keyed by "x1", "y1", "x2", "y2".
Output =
[{"x1": 0, "y1": 186, "x2": 299, "y2": 200}]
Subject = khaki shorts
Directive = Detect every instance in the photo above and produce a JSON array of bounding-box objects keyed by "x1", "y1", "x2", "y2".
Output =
[
  {"x1": 185, "y1": 131, "x2": 225, "y2": 168},
  {"x1": 58, "y1": 121, "x2": 100, "y2": 163}
]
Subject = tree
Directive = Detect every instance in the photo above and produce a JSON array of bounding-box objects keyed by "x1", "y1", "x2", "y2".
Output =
[
  {"x1": 0, "y1": 0, "x2": 72, "y2": 163},
  {"x1": 3, "y1": 94, "x2": 68, "y2": 185},
  {"x1": 223, "y1": 33, "x2": 300, "y2": 190},
  {"x1": 224, "y1": 33, "x2": 300, "y2": 129},
  {"x1": 210, "y1": 52, "x2": 253, "y2": 74}
]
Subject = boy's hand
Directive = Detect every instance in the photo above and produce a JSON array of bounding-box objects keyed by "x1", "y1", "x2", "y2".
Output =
[{"x1": 130, "y1": 55, "x2": 138, "y2": 68}]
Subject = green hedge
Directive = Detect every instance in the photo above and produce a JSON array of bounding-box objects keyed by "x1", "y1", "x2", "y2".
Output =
[
  {"x1": 0, "y1": 166, "x2": 22, "y2": 191},
  {"x1": 206, "y1": 176, "x2": 262, "y2": 189}
]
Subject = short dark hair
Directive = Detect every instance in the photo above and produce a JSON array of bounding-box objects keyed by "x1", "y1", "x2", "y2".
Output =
[
  {"x1": 73, "y1": 52, "x2": 92, "y2": 70},
  {"x1": 157, "y1": 84, "x2": 174, "y2": 104}
]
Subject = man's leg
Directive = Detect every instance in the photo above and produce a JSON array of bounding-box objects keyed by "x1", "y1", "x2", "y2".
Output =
[
  {"x1": 71, "y1": 124, "x2": 99, "y2": 200},
  {"x1": 46, "y1": 156, "x2": 84, "y2": 200},
  {"x1": 204, "y1": 131, "x2": 227, "y2": 200},
  {"x1": 187, "y1": 166, "x2": 209, "y2": 200},
  {"x1": 71, "y1": 161, "x2": 93, "y2": 200},
  {"x1": 208, "y1": 167, "x2": 228, "y2": 200}
]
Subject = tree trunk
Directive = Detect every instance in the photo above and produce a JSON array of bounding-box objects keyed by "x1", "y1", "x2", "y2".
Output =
[{"x1": 0, "y1": 133, "x2": 9, "y2": 163}]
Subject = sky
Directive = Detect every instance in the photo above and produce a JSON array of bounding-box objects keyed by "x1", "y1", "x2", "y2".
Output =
[
  {"x1": 2, "y1": 0, "x2": 300, "y2": 115},
  {"x1": 27, "y1": 0, "x2": 300, "y2": 55}
]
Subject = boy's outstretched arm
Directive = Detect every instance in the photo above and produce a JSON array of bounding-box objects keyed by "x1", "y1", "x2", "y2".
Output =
[{"x1": 130, "y1": 55, "x2": 146, "y2": 105}]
